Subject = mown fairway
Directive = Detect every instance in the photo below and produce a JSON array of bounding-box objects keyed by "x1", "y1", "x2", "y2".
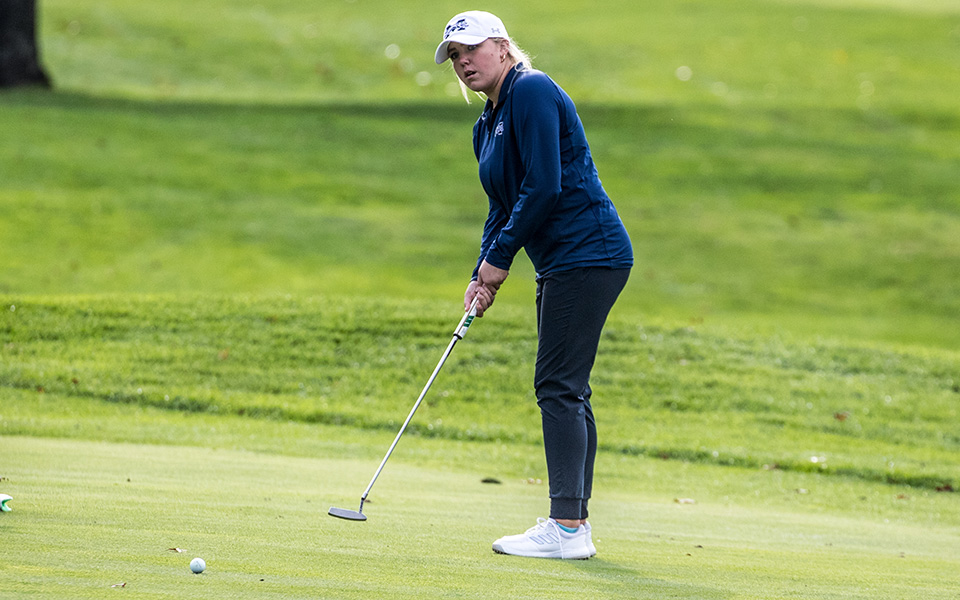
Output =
[{"x1": 1, "y1": 0, "x2": 959, "y2": 598}]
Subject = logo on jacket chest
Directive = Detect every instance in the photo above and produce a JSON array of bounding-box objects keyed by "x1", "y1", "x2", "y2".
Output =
[{"x1": 495, "y1": 121, "x2": 504, "y2": 137}]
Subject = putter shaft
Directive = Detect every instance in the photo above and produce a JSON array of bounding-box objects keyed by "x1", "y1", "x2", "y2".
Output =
[{"x1": 358, "y1": 297, "x2": 480, "y2": 505}]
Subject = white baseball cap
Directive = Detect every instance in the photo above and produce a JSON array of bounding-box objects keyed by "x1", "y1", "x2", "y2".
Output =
[{"x1": 434, "y1": 11, "x2": 509, "y2": 64}]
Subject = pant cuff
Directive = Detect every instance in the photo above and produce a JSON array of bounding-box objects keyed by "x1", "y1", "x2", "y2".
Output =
[{"x1": 550, "y1": 497, "x2": 584, "y2": 520}]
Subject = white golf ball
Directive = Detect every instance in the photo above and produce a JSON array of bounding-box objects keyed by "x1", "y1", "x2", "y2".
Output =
[{"x1": 190, "y1": 558, "x2": 206, "y2": 574}]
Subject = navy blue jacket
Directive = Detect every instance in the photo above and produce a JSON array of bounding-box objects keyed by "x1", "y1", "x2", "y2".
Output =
[{"x1": 472, "y1": 65, "x2": 633, "y2": 279}]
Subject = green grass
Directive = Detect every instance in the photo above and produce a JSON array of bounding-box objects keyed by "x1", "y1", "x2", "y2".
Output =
[
  {"x1": 3, "y1": 434, "x2": 959, "y2": 600},
  {"x1": 2, "y1": 95, "x2": 958, "y2": 346},
  {"x1": 2, "y1": 295, "x2": 958, "y2": 491},
  {"x1": 2, "y1": 295, "x2": 959, "y2": 598},
  {"x1": 4, "y1": 0, "x2": 960, "y2": 347},
  {"x1": 2, "y1": 0, "x2": 960, "y2": 597}
]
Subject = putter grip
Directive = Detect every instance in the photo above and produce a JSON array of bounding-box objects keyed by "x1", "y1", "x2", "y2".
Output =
[{"x1": 454, "y1": 297, "x2": 480, "y2": 339}]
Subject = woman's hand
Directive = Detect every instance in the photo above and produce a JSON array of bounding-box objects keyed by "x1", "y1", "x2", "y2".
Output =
[
  {"x1": 464, "y1": 278, "x2": 497, "y2": 317},
  {"x1": 477, "y1": 260, "x2": 509, "y2": 291},
  {"x1": 465, "y1": 260, "x2": 508, "y2": 317}
]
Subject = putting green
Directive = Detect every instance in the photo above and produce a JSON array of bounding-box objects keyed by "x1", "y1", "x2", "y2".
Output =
[{"x1": 2, "y1": 435, "x2": 957, "y2": 599}]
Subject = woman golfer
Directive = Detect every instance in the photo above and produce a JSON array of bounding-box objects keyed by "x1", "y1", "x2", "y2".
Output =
[{"x1": 435, "y1": 11, "x2": 633, "y2": 559}]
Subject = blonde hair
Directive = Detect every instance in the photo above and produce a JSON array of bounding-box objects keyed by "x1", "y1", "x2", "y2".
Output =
[{"x1": 456, "y1": 38, "x2": 534, "y2": 103}]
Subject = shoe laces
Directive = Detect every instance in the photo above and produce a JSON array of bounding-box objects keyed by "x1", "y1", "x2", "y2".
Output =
[{"x1": 524, "y1": 517, "x2": 558, "y2": 536}]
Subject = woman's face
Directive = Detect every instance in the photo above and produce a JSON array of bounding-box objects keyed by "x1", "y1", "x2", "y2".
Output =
[{"x1": 447, "y1": 39, "x2": 507, "y2": 96}]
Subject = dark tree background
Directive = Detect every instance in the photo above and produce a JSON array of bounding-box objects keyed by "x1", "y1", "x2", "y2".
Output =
[{"x1": 0, "y1": 0, "x2": 51, "y2": 88}]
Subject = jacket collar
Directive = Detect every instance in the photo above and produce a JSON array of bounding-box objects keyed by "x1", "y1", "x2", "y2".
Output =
[{"x1": 484, "y1": 63, "x2": 524, "y2": 116}]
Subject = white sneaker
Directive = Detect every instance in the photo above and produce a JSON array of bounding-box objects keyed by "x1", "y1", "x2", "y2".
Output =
[
  {"x1": 583, "y1": 521, "x2": 597, "y2": 557},
  {"x1": 492, "y1": 518, "x2": 592, "y2": 559}
]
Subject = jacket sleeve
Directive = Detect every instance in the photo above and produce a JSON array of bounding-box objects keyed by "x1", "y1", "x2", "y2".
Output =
[
  {"x1": 483, "y1": 75, "x2": 563, "y2": 271},
  {"x1": 473, "y1": 197, "x2": 510, "y2": 279}
]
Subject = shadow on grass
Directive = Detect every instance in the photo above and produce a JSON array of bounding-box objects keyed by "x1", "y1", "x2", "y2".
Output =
[
  {"x1": 567, "y1": 556, "x2": 733, "y2": 600},
  {"x1": 4, "y1": 88, "x2": 957, "y2": 215}
]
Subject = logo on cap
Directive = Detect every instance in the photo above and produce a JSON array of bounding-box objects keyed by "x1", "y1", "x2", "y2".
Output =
[{"x1": 444, "y1": 19, "x2": 469, "y2": 40}]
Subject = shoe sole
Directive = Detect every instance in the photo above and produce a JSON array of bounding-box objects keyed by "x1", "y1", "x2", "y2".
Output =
[{"x1": 492, "y1": 547, "x2": 591, "y2": 560}]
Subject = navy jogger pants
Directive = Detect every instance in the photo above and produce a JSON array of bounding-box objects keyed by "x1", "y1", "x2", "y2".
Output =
[{"x1": 535, "y1": 267, "x2": 630, "y2": 521}]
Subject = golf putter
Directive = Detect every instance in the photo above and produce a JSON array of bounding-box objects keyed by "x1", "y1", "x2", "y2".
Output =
[{"x1": 329, "y1": 296, "x2": 481, "y2": 521}]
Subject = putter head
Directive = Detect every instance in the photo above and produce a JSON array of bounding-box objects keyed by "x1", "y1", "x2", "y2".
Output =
[
  {"x1": 0, "y1": 494, "x2": 11, "y2": 512},
  {"x1": 328, "y1": 506, "x2": 366, "y2": 521}
]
